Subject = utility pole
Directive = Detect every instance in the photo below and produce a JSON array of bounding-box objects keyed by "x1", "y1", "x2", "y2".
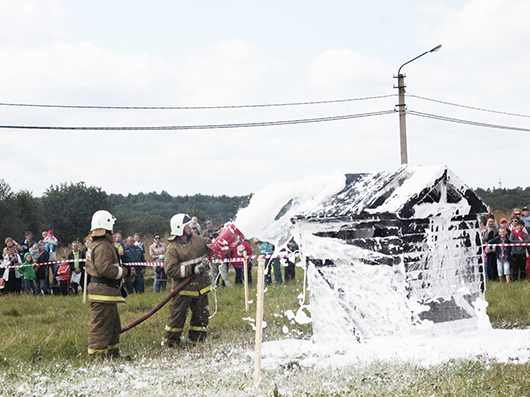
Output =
[
  {"x1": 396, "y1": 73, "x2": 408, "y2": 165},
  {"x1": 395, "y1": 44, "x2": 442, "y2": 165}
]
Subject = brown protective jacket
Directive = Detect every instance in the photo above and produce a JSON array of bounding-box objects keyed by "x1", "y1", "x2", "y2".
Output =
[
  {"x1": 165, "y1": 234, "x2": 213, "y2": 296},
  {"x1": 86, "y1": 233, "x2": 129, "y2": 303}
]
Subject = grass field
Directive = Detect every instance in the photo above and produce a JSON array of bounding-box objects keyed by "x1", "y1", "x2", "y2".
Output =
[{"x1": 1, "y1": 271, "x2": 530, "y2": 396}]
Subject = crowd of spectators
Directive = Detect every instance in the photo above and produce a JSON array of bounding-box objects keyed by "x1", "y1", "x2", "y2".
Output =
[
  {"x1": 481, "y1": 206, "x2": 530, "y2": 283},
  {"x1": 0, "y1": 217, "x2": 300, "y2": 297}
]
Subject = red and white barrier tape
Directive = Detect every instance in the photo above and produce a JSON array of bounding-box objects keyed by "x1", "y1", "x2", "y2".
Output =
[
  {"x1": 0, "y1": 253, "x2": 299, "y2": 269},
  {"x1": 484, "y1": 243, "x2": 530, "y2": 247},
  {"x1": 210, "y1": 253, "x2": 298, "y2": 263}
]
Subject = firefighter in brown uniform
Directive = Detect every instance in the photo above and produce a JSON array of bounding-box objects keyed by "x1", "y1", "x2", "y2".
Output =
[
  {"x1": 163, "y1": 213, "x2": 213, "y2": 346},
  {"x1": 86, "y1": 210, "x2": 135, "y2": 360}
]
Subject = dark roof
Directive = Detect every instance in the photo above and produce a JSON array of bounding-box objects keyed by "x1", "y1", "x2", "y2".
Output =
[{"x1": 295, "y1": 165, "x2": 488, "y2": 220}]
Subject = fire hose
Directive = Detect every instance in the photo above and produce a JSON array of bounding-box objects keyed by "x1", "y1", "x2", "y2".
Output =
[
  {"x1": 120, "y1": 222, "x2": 247, "y2": 334},
  {"x1": 120, "y1": 276, "x2": 191, "y2": 334}
]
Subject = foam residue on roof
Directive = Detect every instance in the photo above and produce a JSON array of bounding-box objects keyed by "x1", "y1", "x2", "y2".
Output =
[{"x1": 298, "y1": 165, "x2": 486, "y2": 220}]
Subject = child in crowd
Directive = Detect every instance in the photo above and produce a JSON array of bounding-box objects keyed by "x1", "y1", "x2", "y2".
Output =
[
  {"x1": 498, "y1": 218, "x2": 510, "y2": 232},
  {"x1": 29, "y1": 242, "x2": 39, "y2": 262},
  {"x1": 17, "y1": 253, "x2": 40, "y2": 296},
  {"x1": 44, "y1": 229, "x2": 58, "y2": 252},
  {"x1": 154, "y1": 264, "x2": 167, "y2": 293},
  {"x1": 488, "y1": 227, "x2": 512, "y2": 283},
  {"x1": 57, "y1": 257, "x2": 71, "y2": 296}
]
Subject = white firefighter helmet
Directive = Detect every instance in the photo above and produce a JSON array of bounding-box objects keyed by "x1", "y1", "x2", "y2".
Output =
[
  {"x1": 90, "y1": 210, "x2": 116, "y2": 232},
  {"x1": 169, "y1": 213, "x2": 192, "y2": 237}
]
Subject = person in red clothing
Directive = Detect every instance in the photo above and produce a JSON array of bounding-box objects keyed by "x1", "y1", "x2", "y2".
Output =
[
  {"x1": 231, "y1": 240, "x2": 253, "y2": 285},
  {"x1": 57, "y1": 257, "x2": 71, "y2": 296},
  {"x1": 510, "y1": 220, "x2": 528, "y2": 281}
]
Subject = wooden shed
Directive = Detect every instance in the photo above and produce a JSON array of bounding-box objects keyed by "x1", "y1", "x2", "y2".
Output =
[{"x1": 292, "y1": 165, "x2": 490, "y2": 342}]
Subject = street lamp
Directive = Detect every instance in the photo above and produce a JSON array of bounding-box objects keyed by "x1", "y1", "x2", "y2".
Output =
[{"x1": 395, "y1": 44, "x2": 442, "y2": 165}]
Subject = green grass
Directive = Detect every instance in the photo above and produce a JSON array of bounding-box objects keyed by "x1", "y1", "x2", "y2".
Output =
[
  {"x1": 485, "y1": 280, "x2": 530, "y2": 328},
  {"x1": 0, "y1": 268, "x2": 310, "y2": 364},
  {"x1": 0, "y1": 276, "x2": 530, "y2": 396}
]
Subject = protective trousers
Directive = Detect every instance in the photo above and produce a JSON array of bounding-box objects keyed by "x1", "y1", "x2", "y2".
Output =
[
  {"x1": 88, "y1": 302, "x2": 121, "y2": 357},
  {"x1": 164, "y1": 293, "x2": 209, "y2": 344}
]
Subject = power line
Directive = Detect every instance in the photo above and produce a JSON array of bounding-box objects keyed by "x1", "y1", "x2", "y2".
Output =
[
  {"x1": 408, "y1": 110, "x2": 530, "y2": 133},
  {"x1": 0, "y1": 110, "x2": 395, "y2": 131},
  {"x1": 408, "y1": 94, "x2": 530, "y2": 119},
  {"x1": 0, "y1": 94, "x2": 396, "y2": 110}
]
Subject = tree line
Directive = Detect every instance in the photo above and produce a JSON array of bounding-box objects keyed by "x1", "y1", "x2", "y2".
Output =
[
  {"x1": 474, "y1": 187, "x2": 530, "y2": 214},
  {"x1": 0, "y1": 179, "x2": 250, "y2": 247},
  {"x1": 0, "y1": 178, "x2": 525, "y2": 249}
]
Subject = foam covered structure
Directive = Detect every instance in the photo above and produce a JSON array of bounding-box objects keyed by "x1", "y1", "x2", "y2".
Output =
[{"x1": 292, "y1": 165, "x2": 490, "y2": 342}]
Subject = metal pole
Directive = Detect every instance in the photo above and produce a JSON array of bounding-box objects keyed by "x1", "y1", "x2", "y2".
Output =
[
  {"x1": 397, "y1": 73, "x2": 407, "y2": 165},
  {"x1": 395, "y1": 44, "x2": 442, "y2": 165}
]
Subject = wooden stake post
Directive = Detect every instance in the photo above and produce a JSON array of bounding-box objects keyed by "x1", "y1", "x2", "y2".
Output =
[
  {"x1": 83, "y1": 268, "x2": 88, "y2": 304},
  {"x1": 253, "y1": 259, "x2": 265, "y2": 385},
  {"x1": 243, "y1": 250, "x2": 249, "y2": 312}
]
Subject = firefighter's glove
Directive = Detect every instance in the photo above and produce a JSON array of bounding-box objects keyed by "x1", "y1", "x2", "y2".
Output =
[{"x1": 194, "y1": 262, "x2": 206, "y2": 275}]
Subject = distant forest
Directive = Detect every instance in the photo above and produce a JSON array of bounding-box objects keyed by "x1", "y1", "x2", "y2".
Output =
[
  {"x1": 474, "y1": 187, "x2": 530, "y2": 215},
  {"x1": 0, "y1": 179, "x2": 250, "y2": 246},
  {"x1": 0, "y1": 178, "x2": 527, "y2": 247},
  {"x1": 109, "y1": 191, "x2": 251, "y2": 238}
]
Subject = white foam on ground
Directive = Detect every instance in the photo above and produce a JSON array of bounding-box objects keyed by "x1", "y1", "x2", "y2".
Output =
[{"x1": 261, "y1": 329, "x2": 530, "y2": 367}]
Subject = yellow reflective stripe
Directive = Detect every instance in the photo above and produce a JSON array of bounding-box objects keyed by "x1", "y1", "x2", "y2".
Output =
[
  {"x1": 177, "y1": 285, "x2": 211, "y2": 296},
  {"x1": 180, "y1": 256, "x2": 204, "y2": 266},
  {"x1": 199, "y1": 285, "x2": 212, "y2": 295},
  {"x1": 88, "y1": 347, "x2": 108, "y2": 354},
  {"x1": 108, "y1": 343, "x2": 119, "y2": 350},
  {"x1": 88, "y1": 294, "x2": 126, "y2": 303},
  {"x1": 165, "y1": 325, "x2": 184, "y2": 333},
  {"x1": 178, "y1": 290, "x2": 199, "y2": 296},
  {"x1": 189, "y1": 325, "x2": 207, "y2": 332}
]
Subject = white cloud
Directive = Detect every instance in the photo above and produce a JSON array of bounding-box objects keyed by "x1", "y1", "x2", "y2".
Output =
[
  {"x1": 420, "y1": 0, "x2": 530, "y2": 54},
  {"x1": 416, "y1": 0, "x2": 530, "y2": 97},
  {"x1": 0, "y1": 0, "x2": 67, "y2": 46},
  {"x1": 176, "y1": 39, "x2": 285, "y2": 105},
  {"x1": 1, "y1": 0, "x2": 529, "y2": 197},
  {"x1": 308, "y1": 49, "x2": 392, "y2": 96},
  {"x1": 0, "y1": 41, "x2": 178, "y2": 105}
]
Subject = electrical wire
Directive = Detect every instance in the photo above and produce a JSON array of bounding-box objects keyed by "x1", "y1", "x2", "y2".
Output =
[
  {"x1": 408, "y1": 110, "x2": 530, "y2": 133},
  {"x1": 0, "y1": 94, "x2": 396, "y2": 110},
  {"x1": 408, "y1": 94, "x2": 530, "y2": 119},
  {"x1": 0, "y1": 110, "x2": 395, "y2": 130}
]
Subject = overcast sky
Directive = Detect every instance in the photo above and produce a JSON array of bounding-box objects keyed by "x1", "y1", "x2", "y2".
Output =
[{"x1": 0, "y1": 0, "x2": 528, "y2": 197}]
